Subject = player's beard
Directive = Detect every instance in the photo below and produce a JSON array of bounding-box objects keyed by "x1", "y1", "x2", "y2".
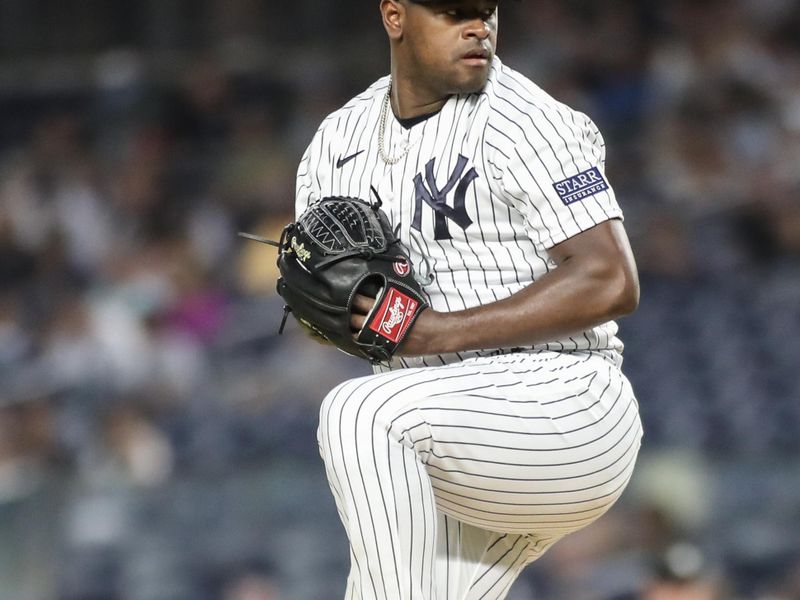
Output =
[
  {"x1": 448, "y1": 41, "x2": 495, "y2": 94},
  {"x1": 448, "y1": 60, "x2": 492, "y2": 95}
]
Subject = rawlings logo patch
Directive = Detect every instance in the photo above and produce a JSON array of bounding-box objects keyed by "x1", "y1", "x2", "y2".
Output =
[
  {"x1": 290, "y1": 236, "x2": 312, "y2": 262},
  {"x1": 553, "y1": 167, "x2": 609, "y2": 206},
  {"x1": 393, "y1": 258, "x2": 410, "y2": 277},
  {"x1": 369, "y1": 288, "x2": 420, "y2": 343}
]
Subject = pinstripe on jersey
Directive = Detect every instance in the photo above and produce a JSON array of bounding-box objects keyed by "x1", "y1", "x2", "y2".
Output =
[
  {"x1": 297, "y1": 55, "x2": 642, "y2": 600},
  {"x1": 296, "y1": 56, "x2": 624, "y2": 368}
]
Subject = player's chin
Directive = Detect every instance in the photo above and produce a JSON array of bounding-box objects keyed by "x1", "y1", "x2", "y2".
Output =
[{"x1": 450, "y1": 65, "x2": 491, "y2": 94}]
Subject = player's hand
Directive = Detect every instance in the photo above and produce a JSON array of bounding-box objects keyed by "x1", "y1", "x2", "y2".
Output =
[
  {"x1": 350, "y1": 293, "x2": 376, "y2": 332},
  {"x1": 351, "y1": 292, "x2": 442, "y2": 357}
]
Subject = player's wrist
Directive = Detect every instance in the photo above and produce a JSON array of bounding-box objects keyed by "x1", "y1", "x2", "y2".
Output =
[{"x1": 397, "y1": 308, "x2": 456, "y2": 357}]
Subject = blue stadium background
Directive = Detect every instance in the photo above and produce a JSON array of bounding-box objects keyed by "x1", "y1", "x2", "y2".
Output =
[{"x1": 1, "y1": 1, "x2": 799, "y2": 598}]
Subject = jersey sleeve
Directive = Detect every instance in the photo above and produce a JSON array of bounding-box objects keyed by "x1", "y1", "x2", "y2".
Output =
[
  {"x1": 295, "y1": 124, "x2": 328, "y2": 218},
  {"x1": 500, "y1": 109, "x2": 623, "y2": 249}
]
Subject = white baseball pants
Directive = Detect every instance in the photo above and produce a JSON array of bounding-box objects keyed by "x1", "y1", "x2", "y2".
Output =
[{"x1": 317, "y1": 351, "x2": 642, "y2": 599}]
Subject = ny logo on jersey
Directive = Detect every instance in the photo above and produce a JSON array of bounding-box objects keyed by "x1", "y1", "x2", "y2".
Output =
[{"x1": 412, "y1": 154, "x2": 478, "y2": 240}]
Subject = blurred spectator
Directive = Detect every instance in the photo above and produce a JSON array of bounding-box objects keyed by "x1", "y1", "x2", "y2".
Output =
[
  {"x1": 642, "y1": 542, "x2": 726, "y2": 600},
  {"x1": 0, "y1": 400, "x2": 56, "y2": 503},
  {"x1": 220, "y1": 561, "x2": 283, "y2": 600}
]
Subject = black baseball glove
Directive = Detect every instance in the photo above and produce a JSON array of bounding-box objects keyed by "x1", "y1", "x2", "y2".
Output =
[{"x1": 241, "y1": 197, "x2": 429, "y2": 363}]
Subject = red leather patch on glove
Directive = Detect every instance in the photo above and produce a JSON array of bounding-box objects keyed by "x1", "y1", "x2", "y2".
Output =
[{"x1": 368, "y1": 288, "x2": 420, "y2": 343}]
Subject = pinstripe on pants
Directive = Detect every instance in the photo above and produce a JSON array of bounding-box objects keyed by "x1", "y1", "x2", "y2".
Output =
[{"x1": 317, "y1": 350, "x2": 642, "y2": 599}]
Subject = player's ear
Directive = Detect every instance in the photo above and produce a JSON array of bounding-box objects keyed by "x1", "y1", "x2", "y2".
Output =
[{"x1": 380, "y1": 0, "x2": 404, "y2": 41}]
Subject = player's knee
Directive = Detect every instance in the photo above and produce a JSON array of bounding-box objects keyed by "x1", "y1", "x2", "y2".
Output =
[
  {"x1": 318, "y1": 379, "x2": 373, "y2": 452},
  {"x1": 317, "y1": 377, "x2": 396, "y2": 459},
  {"x1": 317, "y1": 380, "x2": 351, "y2": 451},
  {"x1": 319, "y1": 379, "x2": 363, "y2": 422}
]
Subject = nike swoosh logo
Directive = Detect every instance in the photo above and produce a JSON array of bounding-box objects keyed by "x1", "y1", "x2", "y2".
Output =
[{"x1": 336, "y1": 150, "x2": 364, "y2": 168}]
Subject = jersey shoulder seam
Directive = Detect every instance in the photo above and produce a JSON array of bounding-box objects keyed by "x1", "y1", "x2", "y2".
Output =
[
  {"x1": 490, "y1": 64, "x2": 589, "y2": 142},
  {"x1": 316, "y1": 77, "x2": 389, "y2": 136}
]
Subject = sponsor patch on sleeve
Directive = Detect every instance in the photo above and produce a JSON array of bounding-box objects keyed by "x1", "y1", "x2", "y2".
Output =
[{"x1": 552, "y1": 167, "x2": 610, "y2": 206}]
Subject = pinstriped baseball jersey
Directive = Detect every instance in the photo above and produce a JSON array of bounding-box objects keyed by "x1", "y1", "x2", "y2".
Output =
[
  {"x1": 296, "y1": 56, "x2": 624, "y2": 368},
  {"x1": 297, "y1": 55, "x2": 642, "y2": 600}
]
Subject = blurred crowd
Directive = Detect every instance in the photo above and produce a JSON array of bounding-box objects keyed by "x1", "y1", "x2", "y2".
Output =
[{"x1": 0, "y1": 1, "x2": 799, "y2": 599}]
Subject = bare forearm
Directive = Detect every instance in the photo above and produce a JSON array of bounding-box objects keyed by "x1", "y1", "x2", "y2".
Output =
[
  {"x1": 398, "y1": 220, "x2": 639, "y2": 356},
  {"x1": 400, "y1": 257, "x2": 635, "y2": 355}
]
